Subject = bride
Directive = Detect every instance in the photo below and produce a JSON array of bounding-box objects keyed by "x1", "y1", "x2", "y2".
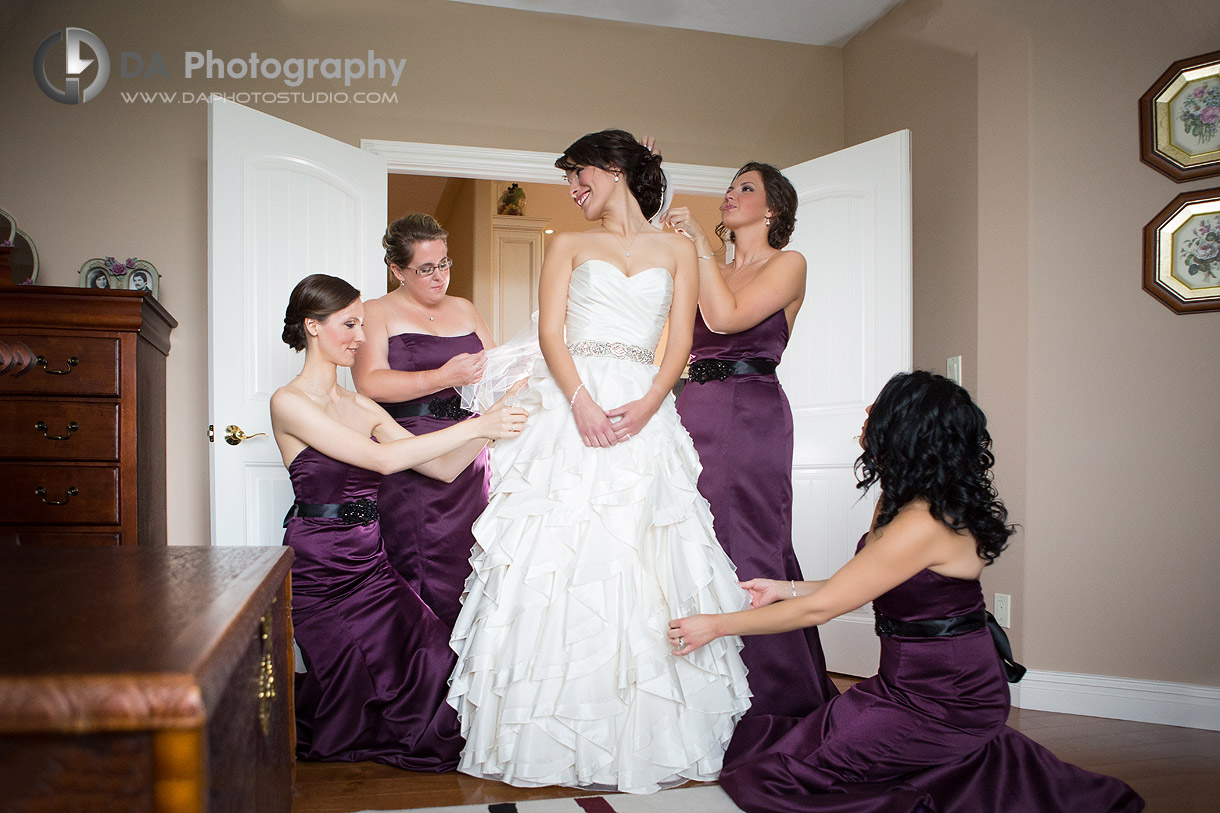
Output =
[{"x1": 447, "y1": 130, "x2": 752, "y2": 794}]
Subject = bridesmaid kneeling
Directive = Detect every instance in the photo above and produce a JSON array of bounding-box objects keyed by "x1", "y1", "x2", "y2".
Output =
[
  {"x1": 669, "y1": 371, "x2": 1143, "y2": 812},
  {"x1": 272, "y1": 274, "x2": 526, "y2": 771}
]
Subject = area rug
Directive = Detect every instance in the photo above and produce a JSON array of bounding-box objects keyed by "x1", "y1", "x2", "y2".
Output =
[{"x1": 358, "y1": 784, "x2": 741, "y2": 813}]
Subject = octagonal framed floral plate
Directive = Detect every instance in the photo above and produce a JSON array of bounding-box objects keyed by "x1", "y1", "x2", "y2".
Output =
[
  {"x1": 1141, "y1": 49, "x2": 1220, "y2": 182},
  {"x1": 1143, "y1": 187, "x2": 1220, "y2": 313}
]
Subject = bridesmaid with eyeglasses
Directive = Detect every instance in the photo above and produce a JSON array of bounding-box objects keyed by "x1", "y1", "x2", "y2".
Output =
[{"x1": 353, "y1": 213, "x2": 495, "y2": 630}]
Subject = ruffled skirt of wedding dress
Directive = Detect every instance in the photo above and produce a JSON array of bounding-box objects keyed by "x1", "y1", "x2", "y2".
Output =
[{"x1": 447, "y1": 354, "x2": 752, "y2": 794}]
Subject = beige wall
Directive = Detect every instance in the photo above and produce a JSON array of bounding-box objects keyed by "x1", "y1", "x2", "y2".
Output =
[
  {"x1": 7, "y1": 0, "x2": 1216, "y2": 688},
  {"x1": 1, "y1": 1, "x2": 843, "y2": 550},
  {"x1": 846, "y1": 0, "x2": 1220, "y2": 686}
]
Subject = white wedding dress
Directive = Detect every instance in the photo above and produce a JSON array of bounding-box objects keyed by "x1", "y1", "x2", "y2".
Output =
[{"x1": 447, "y1": 259, "x2": 752, "y2": 794}]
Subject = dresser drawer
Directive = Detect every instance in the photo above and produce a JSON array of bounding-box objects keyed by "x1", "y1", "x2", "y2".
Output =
[
  {"x1": 0, "y1": 336, "x2": 119, "y2": 396},
  {"x1": 1, "y1": 530, "x2": 122, "y2": 547},
  {"x1": 0, "y1": 465, "x2": 120, "y2": 525},
  {"x1": 0, "y1": 399, "x2": 120, "y2": 460}
]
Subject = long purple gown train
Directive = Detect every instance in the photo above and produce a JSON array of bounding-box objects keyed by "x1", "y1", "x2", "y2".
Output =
[
  {"x1": 285, "y1": 446, "x2": 462, "y2": 771},
  {"x1": 677, "y1": 308, "x2": 839, "y2": 718},
  {"x1": 378, "y1": 331, "x2": 490, "y2": 629},
  {"x1": 718, "y1": 538, "x2": 1144, "y2": 812}
]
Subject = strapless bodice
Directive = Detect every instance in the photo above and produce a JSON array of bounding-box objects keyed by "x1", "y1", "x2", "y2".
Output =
[
  {"x1": 690, "y1": 308, "x2": 788, "y2": 364},
  {"x1": 288, "y1": 446, "x2": 381, "y2": 504},
  {"x1": 854, "y1": 535, "x2": 985, "y2": 622},
  {"x1": 565, "y1": 260, "x2": 672, "y2": 350}
]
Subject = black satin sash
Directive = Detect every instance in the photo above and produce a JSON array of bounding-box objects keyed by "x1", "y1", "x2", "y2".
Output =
[{"x1": 874, "y1": 607, "x2": 1027, "y2": 683}]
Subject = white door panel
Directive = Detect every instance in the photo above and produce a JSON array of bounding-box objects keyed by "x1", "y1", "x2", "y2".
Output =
[
  {"x1": 780, "y1": 131, "x2": 912, "y2": 676},
  {"x1": 209, "y1": 98, "x2": 387, "y2": 546}
]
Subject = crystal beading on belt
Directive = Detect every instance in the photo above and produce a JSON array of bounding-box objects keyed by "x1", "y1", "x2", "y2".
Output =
[{"x1": 566, "y1": 339, "x2": 655, "y2": 365}]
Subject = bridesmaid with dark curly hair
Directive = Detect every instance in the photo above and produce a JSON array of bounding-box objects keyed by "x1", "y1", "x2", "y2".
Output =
[{"x1": 668, "y1": 371, "x2": 1143, "y2": 813}]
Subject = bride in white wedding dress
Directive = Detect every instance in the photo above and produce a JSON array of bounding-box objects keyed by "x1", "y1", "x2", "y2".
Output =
[{"x1": 447, "y1": 130, "x2": 751, "y2": 794}]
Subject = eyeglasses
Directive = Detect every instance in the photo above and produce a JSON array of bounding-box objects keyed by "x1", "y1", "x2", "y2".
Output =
[{"x1": 404, "y1": 257, "x2": 453, "y2": 277}]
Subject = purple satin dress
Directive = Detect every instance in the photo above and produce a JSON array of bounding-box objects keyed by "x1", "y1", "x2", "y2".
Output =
[
  {"x1": 285, "y1": 447, "x2": 462, "y2": 771},
  {"x1": 719, "y1": 537, "x2": 1144, "y2": 812},
  {"x1": 378, "y1": 332, "x2": 491, "y2": 630},
  {"x1": 676, "y1": 308, "x2": 838, "y2": 718}
]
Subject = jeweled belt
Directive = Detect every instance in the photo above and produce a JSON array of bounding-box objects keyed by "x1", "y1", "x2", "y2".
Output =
[
  {"x1": 567, "y1": 340, "x2": 655, "y2": 365},
  {"x1": 688, "y1": 357, "x2": 778, "y2": 383},
  {"x1": 874, "y1": 607, "x2": 1026, "y2": 683},
  {"x1": 283, "y1": 498, "x2": 379, "y2": 527},
  {"x1": 383, "y1": 394, "x2": 472, "y2": 421}
]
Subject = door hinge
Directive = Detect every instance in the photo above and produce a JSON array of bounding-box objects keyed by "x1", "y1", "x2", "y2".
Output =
[{"x1": 208, "y1": 424, "x2": 215, "y2": 443}]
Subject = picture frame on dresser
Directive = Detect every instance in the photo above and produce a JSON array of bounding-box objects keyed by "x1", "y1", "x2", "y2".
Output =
[{"x1": 78, "y1": 256, "x2": 160, "y2": 297}]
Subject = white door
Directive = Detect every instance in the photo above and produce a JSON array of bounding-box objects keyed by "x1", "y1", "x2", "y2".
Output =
[
  {"x1": 208, "y1": 98, "x2": 387, "y2": 546},
  {"x1": 780, "y1": 131, "x2": 913, "y2": 676}
]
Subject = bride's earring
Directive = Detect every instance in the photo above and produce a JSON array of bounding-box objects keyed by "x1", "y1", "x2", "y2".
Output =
[
  {"x1": 613, "y1": 171, "x2": 620, "y2": 183},
  {"x1": 765, "y1": 215, "x2": 772, "y2": 227}
]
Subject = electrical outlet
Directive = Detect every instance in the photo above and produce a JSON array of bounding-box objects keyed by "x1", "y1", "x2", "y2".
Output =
[
  {"x1": 993, "y1": 593, "x2": 1011, "y2": 628},
  {"x1": 946, "y1": 356, "x2": 962, "y2": 385}
]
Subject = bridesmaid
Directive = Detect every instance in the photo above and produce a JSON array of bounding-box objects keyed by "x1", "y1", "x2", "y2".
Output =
[
  {"x1": 272, "y1": 273, "x2": 526, "y2": 770},
  {"x1": 354, "y1": 213, "x2": 494, "y2": 629},
  {"x1": 668, "y1": 372, "x2": 1143, "y2": 812},
  {"x1": 663, "y1": 163, "x2": 838, "y2": 718}
]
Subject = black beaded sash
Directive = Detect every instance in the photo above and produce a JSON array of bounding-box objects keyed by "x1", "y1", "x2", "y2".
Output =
[
  {"x1": 283, "y1": 498, "x2": 379, "y2": 528},
  {"x1": 874, "y1": 607, "x2": 1027, "y2": 683},
  {"x1": 688, "y1": 358, "x2": 778, "y2": 383},
  {"x1": 384, "y1": 394, "x2": 472, "y2": 421}
]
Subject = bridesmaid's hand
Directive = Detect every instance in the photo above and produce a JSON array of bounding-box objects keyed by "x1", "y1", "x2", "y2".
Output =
[
  {"x1": 572, "y1": 388, "x2": 618, "y2": 447},
  {"x1": 739, "y1": 578, "x2": 785, "y2": 608},
  {"x1": 439, "y1": 351, "x2": 487, "y2": 387},
  {"x1": 668, "y1": 615, "x2": 720, "y2": 656},
  {"x1": 660, "y1": 207, "x2": 714, "y2": 257},
  {"x1": 474, "y1": 403, "x2": 528, "y2": 440},
  {"x1": 605, "y1": 392, "x2": 662, "y2": 443}
]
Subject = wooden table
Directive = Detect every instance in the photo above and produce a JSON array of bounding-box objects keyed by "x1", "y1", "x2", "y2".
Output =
[{"x1": 0, "y1": 546, "x2": 294, "y2": 812}]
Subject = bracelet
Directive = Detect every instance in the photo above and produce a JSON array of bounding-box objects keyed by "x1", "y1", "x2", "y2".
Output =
[
  {"x1": 569, "y1": 383, "x2": 585, "y2": 408},
  {"x1": 790, "y1": 579, "x2": 797, "y2": 598},
  {"x1": 698, "y1": 253, "x2": 715, "y2": 260}
]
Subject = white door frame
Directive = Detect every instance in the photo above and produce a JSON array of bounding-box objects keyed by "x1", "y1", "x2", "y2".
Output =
[{"x1": 362, "y1": 139, "x2": 737, "y2": 195}]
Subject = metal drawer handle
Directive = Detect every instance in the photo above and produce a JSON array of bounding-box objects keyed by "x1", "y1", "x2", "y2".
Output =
[
  {"x1": 35, "y1": 486, "x2": 79, "y2": 505},
  {"x1": 35, "y1": 355, "x2": 79, "y2": 375},
  {"x1": 35, "y1": 420, "x2": 79, "y2": 440}
]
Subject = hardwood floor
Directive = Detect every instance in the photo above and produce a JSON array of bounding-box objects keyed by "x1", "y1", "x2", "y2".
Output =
[{"x1": 292, "y1": 677, "x2": 1220, "y2": 812}]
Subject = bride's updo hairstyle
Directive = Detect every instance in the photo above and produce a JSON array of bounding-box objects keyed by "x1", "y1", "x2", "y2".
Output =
[
  {"x1": 282, "y1": 274, "x2": 361, "y2": 352},
  {"x1": 855, "y1": 370, "x2": 1015, "y2": 565},
  {"x1": 555, "y1": 129, "x2": 667, "y2": 220},
  {"x1": 715, "y1": 162, "x2": 798, "y2": 250}
]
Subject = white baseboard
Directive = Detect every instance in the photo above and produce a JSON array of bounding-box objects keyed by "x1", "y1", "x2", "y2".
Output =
[{"x1": 1010, "y1": 669, "x2": 1220, "y2": 731}]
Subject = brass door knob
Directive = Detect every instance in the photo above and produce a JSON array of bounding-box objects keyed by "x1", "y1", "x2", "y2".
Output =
[{"x1": 224, "y1": 424, "x2": 268, "y2": 446}]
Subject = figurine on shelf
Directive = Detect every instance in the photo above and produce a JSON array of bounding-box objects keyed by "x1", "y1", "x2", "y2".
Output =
[{"x1": 497, "y1": 183, "x2": 526, "y2": 215}]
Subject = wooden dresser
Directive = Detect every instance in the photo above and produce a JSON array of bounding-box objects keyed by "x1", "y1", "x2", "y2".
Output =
[
  {"x1": 0, "y1": 285, "x2": 177, "y2": 546},
  {"x1": 0, "y1": 545, "x2": 294, "y2": 812}
]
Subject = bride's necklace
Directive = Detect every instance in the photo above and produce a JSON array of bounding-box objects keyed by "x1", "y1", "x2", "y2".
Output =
[{"x1": 608, "y1": 226, "x2": 647, "y2": 258}]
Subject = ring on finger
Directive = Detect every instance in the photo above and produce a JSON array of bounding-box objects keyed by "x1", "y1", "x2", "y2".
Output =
[{"x1": 678, "y1": 636, "x2": 685, "y2": 647}]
